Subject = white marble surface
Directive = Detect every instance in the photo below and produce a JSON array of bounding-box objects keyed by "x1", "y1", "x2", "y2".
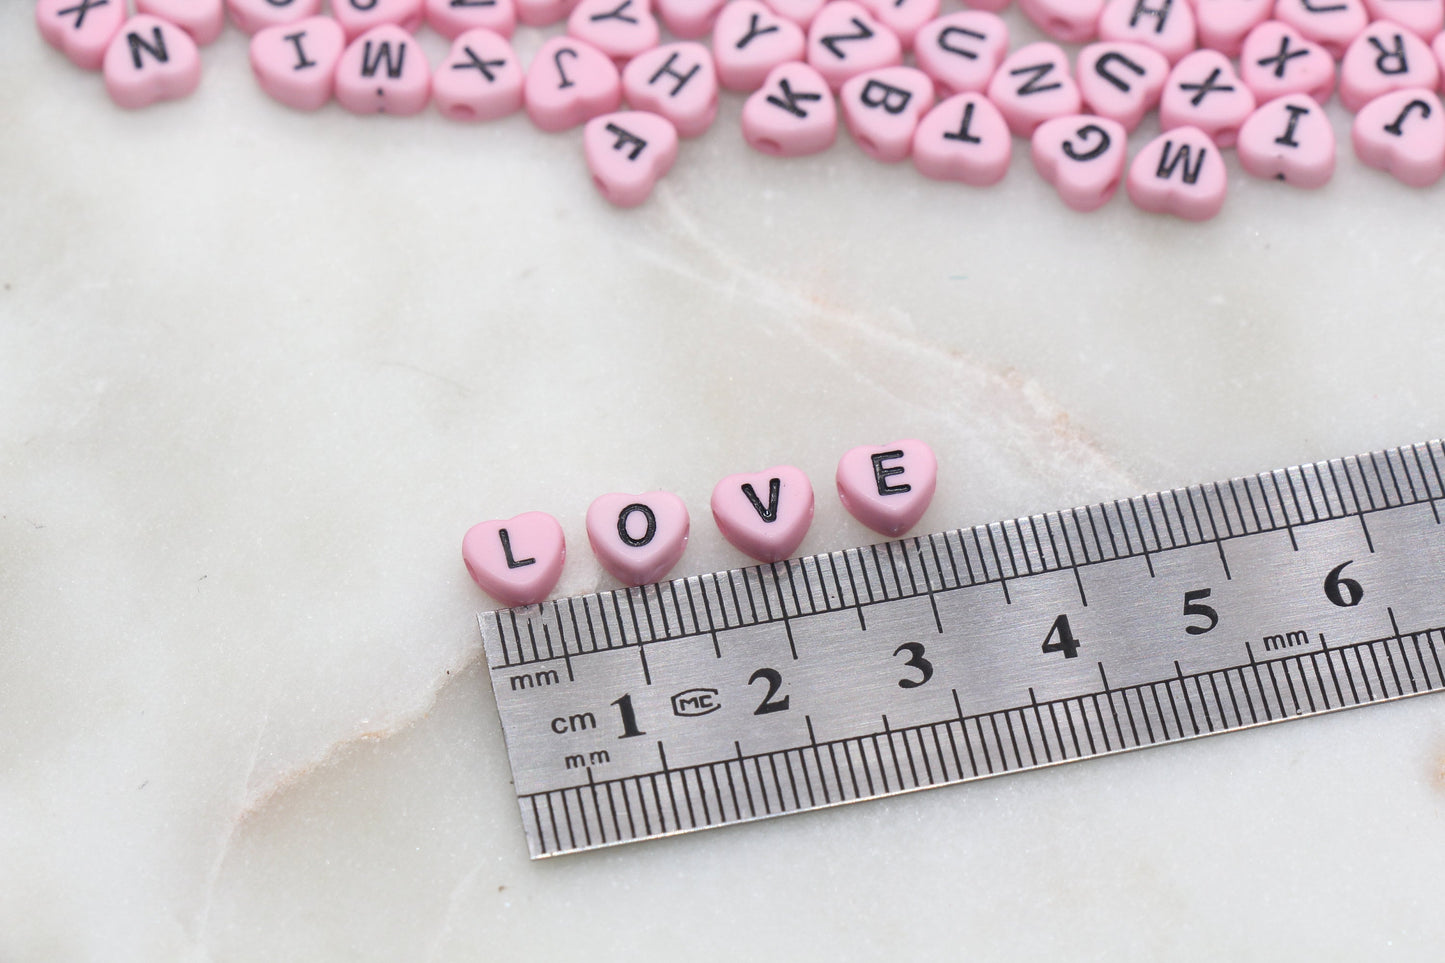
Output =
[{"x1": 4, "y1": 4, "x2": 1445, "y2": 960}]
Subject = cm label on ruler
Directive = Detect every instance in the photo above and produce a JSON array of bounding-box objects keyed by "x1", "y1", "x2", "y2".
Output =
[{"x1": 483, "y1": 444, "x2": 1445, "y2": 856}]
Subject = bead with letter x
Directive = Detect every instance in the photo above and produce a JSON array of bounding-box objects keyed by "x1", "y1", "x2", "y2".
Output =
[
  {"x1": 455, "y1": 44, "x2": 506, "y2": 80},
  {"x1": 1179, "y1": 66, "x2": 1234, "y2": 106},
  {"x1": 1257, "y1": 33, "x2": 1309, "y2": 79},
  {"x1": 58, "y1": 0, "x2": 110, "y2": 29}
]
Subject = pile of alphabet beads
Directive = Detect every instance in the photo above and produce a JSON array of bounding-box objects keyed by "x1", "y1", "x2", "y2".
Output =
[
  {"x1": 462, "y1": 440, "x2": 937, "y2": 606},
  {"x1": 36, "y1": 0, "x2": 1445, "y2": 214}
]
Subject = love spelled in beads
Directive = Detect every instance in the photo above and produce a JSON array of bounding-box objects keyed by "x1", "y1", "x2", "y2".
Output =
[
  {"x1": 36, "y1": 0, "x2": 1445, "y2": 215},
  {"x1": 462, "y1": 440, "x2": 938, "y2": 606}
]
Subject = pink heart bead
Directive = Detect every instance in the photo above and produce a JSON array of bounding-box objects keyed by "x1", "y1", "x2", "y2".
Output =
[
  {"x1": 516, "y1": 0, "x2": 575, "y2": 24},
  {"x1": 1193, "y1": 0, "x2": 1274, "y2": 57},
  {"x1": 333, "y1": 0, "x2": 424, "y2": 40},
  {"x1": 1017, "y1": 0, "x2": 1106, "y2": 43},
  {"x1": 622, "y1": 42, "x2": 719, "y2": 137},
  {"x1": 655, "y1": 0, "x2": 727, "y2": 37},
  {"x1": 987, "y1": 41, "x2": 1082, "y2": 137},
  {"x1": 912, "y1": 12, "x2": 1010, "y2": 97},
  {"x1": 836, "y1": 440, "x2": 938, "y2": 537},
  {"x1": 1236, "y1": 93, "x2": 1336, "y2": 186},
  {"x1": 587, "y1": 491, "x2": 690, "y2": 586},
  {"x1": 1352, "y1": 87, "x2": 1445, "y2": 186},
  {"x1": 250, "y1": 16, "x2": 346, "y2": 111},
  {"x1": 525, "y1": 36, "x2": 622, "y2": 131},
  {"x1": 1365, "y1": 0, "x2": 1442, "y2": 42},
  {"x1": 228, "y1": 0, "x2": 325, "y2": 35},
  {"x1": 741, "y1": 60, "x2": 838, "y2": 155},
  {"x1": 712, "y1": 0, "x2": 805, "y2": 91},
  {"x1": 710, "y1": 466, "x2": 815, "y2": 563},
  {"x1": 137, "y1": 0, "x2": 225, "y2": 45},
  {"x1": 433, "y1": 28, "x2": 524, "y2": 121},
  {"x1": 583, "y1": 110, "x2": 679, "y2": 206},
  {"x1": 424, "y1": 0, "x2": 518, "y2": 38},
  {"x1": 855, "y1": 0, "x2": 940, "y2": 50},
  {"x1": 840, "y1": 65, "x2": 934, "y2": 161},
  {"x1": 1339, "y1": 21, "x2": 1439, "y2": 112},
  {"x1": 1031, "y1": 113, "x2": 1128, "y2": 210},
  {"x1": 462, "y1": 512, "x2": 566, "y2": 607},
  {"x1": 763, "y1": 0, "x2": 825, "y2": 26},
  {"x1": 1097, "y1": 0, "x2": 1197, "y2": 62},
  {"x1": 102, "y1": 15, "x2": 203, "y2": 108},
  {"x1": 568, "y1": 0, "x2": 660, "y2": 63},
  {"x1": 335, "y1": 24, "x2": 431, "y2": 115},
  {"x1": 1274, "y1": 0, "x2": 1369, "y2": 59},
  {"x1": 1077, "y1": 41, "x2": 1170, "y2": 131},
  {"x1": 1239, "y1": 21, "x2": 1337, "y2": 104},
  {"x1": 911, "y1": 91, "x2": 1013, "y2": 185},
  {"x1": 1159, "y1": 48, "x2": 1255, "y2": 147},
  {"x1": 806, "y1": 1, "x2": 902, "y2": 91},
  {"x1": 36, "y1": 0, "x2": 128, "y2": 70},
  {"x1": 1127, "y1": 125, "x2": 1228, "y2": 220}
]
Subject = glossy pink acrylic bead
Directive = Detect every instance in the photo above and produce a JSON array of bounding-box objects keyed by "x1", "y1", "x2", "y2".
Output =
[
  {"x1": 569, "y1": 0, "x2": 660, "y2": 62},
  {"x1": 433, "y1": 28, "x2": 524, "y2": 121},
  {"x1": 1239, "y1": 21, "x2": 1337, "y2": 104},
  {"x1": 1031, "y1": 113, "x2": 1128, "y2": 210},
  {"x1": 586, "y1": 491, "x2": 690, "y2": 585},
  {"x1": 584, "y1": 110, "x2": 678, "y2": 206},
  {"x1": 424, "y1": 0, "x2": 518, "y2": 38},
  {"x1": 250, "y1": 16, "x2": 346, "y2": 111},
  {"x1": 1159, "y1": 48, "x2": 1255, "y2": 147},
  {"x1": 763, "y1": 0, "x2": 825, "y2": 26},
  {"x1": 710, "y1": 466, "x2": 815, "y2": 563},
  {"x1": 987, "y1": 42, "x2": 1082, "y2": 137},
  {"x1": 333, "y1": 0, "x2": 425, "y2": 39},
  {"x1": 1077, "y1": 41, "x2": 1170, "y2": 131},
  {"x1": 1339, "y1": 21, "x2": 1439, "y2": 112},
  {"x1": 836, "y1": 440, "x2": 937, "y2": 537},
  {"x1": 912, "y1": 92, "x2": 1012, "y2": 185},
  {"x1": 712, "y1": 0, "x2": 806, "y2": 91},
  {"x1": 1352, "y1": 87, "x2": 1445, "y2": 186},
  {"x1": 741, "y1": 61, "x2": 838, "y2": 155},
  {"x1": 228, "y1": 0, "x2": 325, "y2": 35},
  {"x1": 912, "y1": 12, "x2": 1010, "y2": 97},
  {"x1": 855, "y1": 0, "x2": 939, "y2": 49},
  {"x1": 1127, "y1": 125, "x2": 1227, "y2": 220},
  {"x1": 462, "y1": 512, "x2": 566, "y2": 607},
  {"x1": 137, "y1": 0, "x2": 225, "y2": 45},
  {"x1": 335, "y1": 24, "x2": 431, "y2": 115},
  {"x1": 1193, "y1": 0, "x2": 1273, "y2": 57},
  {"x1": 36, "y1": 0, "x2": 128, "y2": 70},
  {"x1": 1274, "y1": 0, "x2": 1369, "y2": 59},
  {"x1": 1017, "y1": 0, "x2": 1105, "y2": 44},
  {"x1": 622, "y1": 42, "x2": 719, "y2": 137},
  {"x1": 102, "y1": 15, "x2": 202, "y2": 108},
  {"x1": 840, "y1": 66, "x2": 934, "y2": 161},
  {"x1": 1097, "y1": 0, "x2": 1196, "y2": 62},
  {"x1": 656, "y1": 0, "x2": 727, "y2": 37},
  {"x1": 806, "y1": 1, "x2": 902, "y2": 91},
  {"x1": 1236, "y1": 93, "x2": 1336, "y2": 187},
  {"x1": 525, "y1": 36, "x2": 622, "y2": 131},
  {"x1": 1365, "y1": 0, "x2": 1443, "y2": 42}
]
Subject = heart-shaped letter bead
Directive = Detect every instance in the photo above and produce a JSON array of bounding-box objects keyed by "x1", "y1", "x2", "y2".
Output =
[
  {"x1": 622, "y1": 42, "x2": 719, "y2": 137},
  {"x1": 333, "y1": 0, "x2": 425, "y2": 40},
  {"x1": 837, "y1": 440, "x2": 937, "y2": 537},
  {"x1": 856, "y1": 0, "x2": 939, "y2": 50},
  {"x1": 1096, "y1": 0, "x2": 1196, "y2": 62},
  {"x1": 1365, "y1": 0, "x2": 1442, "y2": 42},
  {"x1": 103, "y1": 16, "x2": 202, "y2": 108},
  {"x1": 840, "y1": 66, "x2": 934, "y2": 161},
  {"x1": 137, "y1": 0, "x2": 225, "y2": 45},
  {"x1": 1077, "y1": 41, "x2": 1169, "y2": 131},
  {"x1": 764, "y1": 0, "x2": 825, "y2": 26},
  {"x1": 462, "y1": 512, "x2": 566, "y2": 607},
  {"x1": 1127, "y1": 125, "x2": 1227, "y2": 220},
  {"x1": 806, "y1": 1, "x2": 902, "y2": 91},
  {"x1": 1194, "y1": 0, "x2": 1273, "y2": 57},
  {"x1": 911, "y1": 92, "x2": 1012, "y2": 185},
  {"x1": 424, "y1": 0, "x2": 518, "y2": 39},
  {"x1": 711, "y1": 466, "x2": 815, "y2": 562},
  {"x1": 1031, "y1": 113, "x2": 1128, "y2": 210},
  {"x1": 1236, "y1": 93, "x2": 1335, "y2": 187},
  {"x1": 1017, "y1": 0, "x2": 1105, "y2": 44},
  {"x1": 525, "y1": 36, "x2": 622, "y2": 131},
  {"x1": 1339, "y1": 21, "x2": 1439, "y2": 112},
  {"x1": 656, "y1": 0, "x2": 726, "y2": 37},
  {"x1": 1239, "y1": 21, "x2": 1336, "y2": 104},
  {"x1": 250, "y1": 16, "x2": 346, "y2": 111},
  {"x1": 37, "y1": 0, "x2": 128, "y2": 70},
  {"x1": 433, "y1": 28, "x2": 523, "y2": 121},
  {"x1": 568, "y1": 0, "x2": 660, "y2": 62},
  {"x1": 1352, "y1": 87, "x2": 1445, "y2": 186},
  {"x1": 584, "y1": 110, "x2": 679, "y2": 206},
  {"x1": 712, "y1": 0, "x2": 806, "y2": 91},
  {"x1": 229, "y1": 0, "x2": 325, "y2": 35},
  {"x1": 912, "y1": 12, "x2": 1009, "y2": 97},
  {"x1": 335, "y1": 25, "x2": 431, "y2": 115},
  {"x1": 741, "y1": 61, "x2": 837, "y2": 155},
  {"x1": 587, "y1": 491, "x2": 690, "y2": 585},
  {"x1": 987, "y1": 42, "x2": 1082, "y2": 137},
  {"x1": 1274, "y1": 0, "x2": 1369, "y2": 59},
  {"x1": 1159, "y1": 48, "x2": 1254, "y2": 147}
]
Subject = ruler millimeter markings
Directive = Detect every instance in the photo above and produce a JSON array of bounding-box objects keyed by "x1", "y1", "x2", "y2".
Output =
[{"x1": 480, "y1": 441, "x2": 1445, "y2": 859}]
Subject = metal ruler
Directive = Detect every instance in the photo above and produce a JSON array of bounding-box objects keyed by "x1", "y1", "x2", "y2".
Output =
[{"x1": 480, "y1": 441, "x2": 1445, "y2": 859}]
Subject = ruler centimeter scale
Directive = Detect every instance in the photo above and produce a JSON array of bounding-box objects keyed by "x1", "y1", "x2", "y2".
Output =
[{"x1": 480, "y1": 441, "x2": 1445, "y2": 859}]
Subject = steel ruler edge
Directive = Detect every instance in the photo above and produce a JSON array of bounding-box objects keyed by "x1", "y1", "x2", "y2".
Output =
[{"x1": 479, "y1": 440, "x2": 1445, "y2": 859}]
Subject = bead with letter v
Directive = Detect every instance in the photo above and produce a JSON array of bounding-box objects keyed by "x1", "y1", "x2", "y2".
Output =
[{"x1": 712, "y1": 466, "x2": 815, "y2": 563}]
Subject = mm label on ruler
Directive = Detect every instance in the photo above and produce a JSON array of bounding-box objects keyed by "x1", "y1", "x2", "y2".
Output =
[{"x1": 479, "y1": 442, "x2": 1445, "y2": 859}]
